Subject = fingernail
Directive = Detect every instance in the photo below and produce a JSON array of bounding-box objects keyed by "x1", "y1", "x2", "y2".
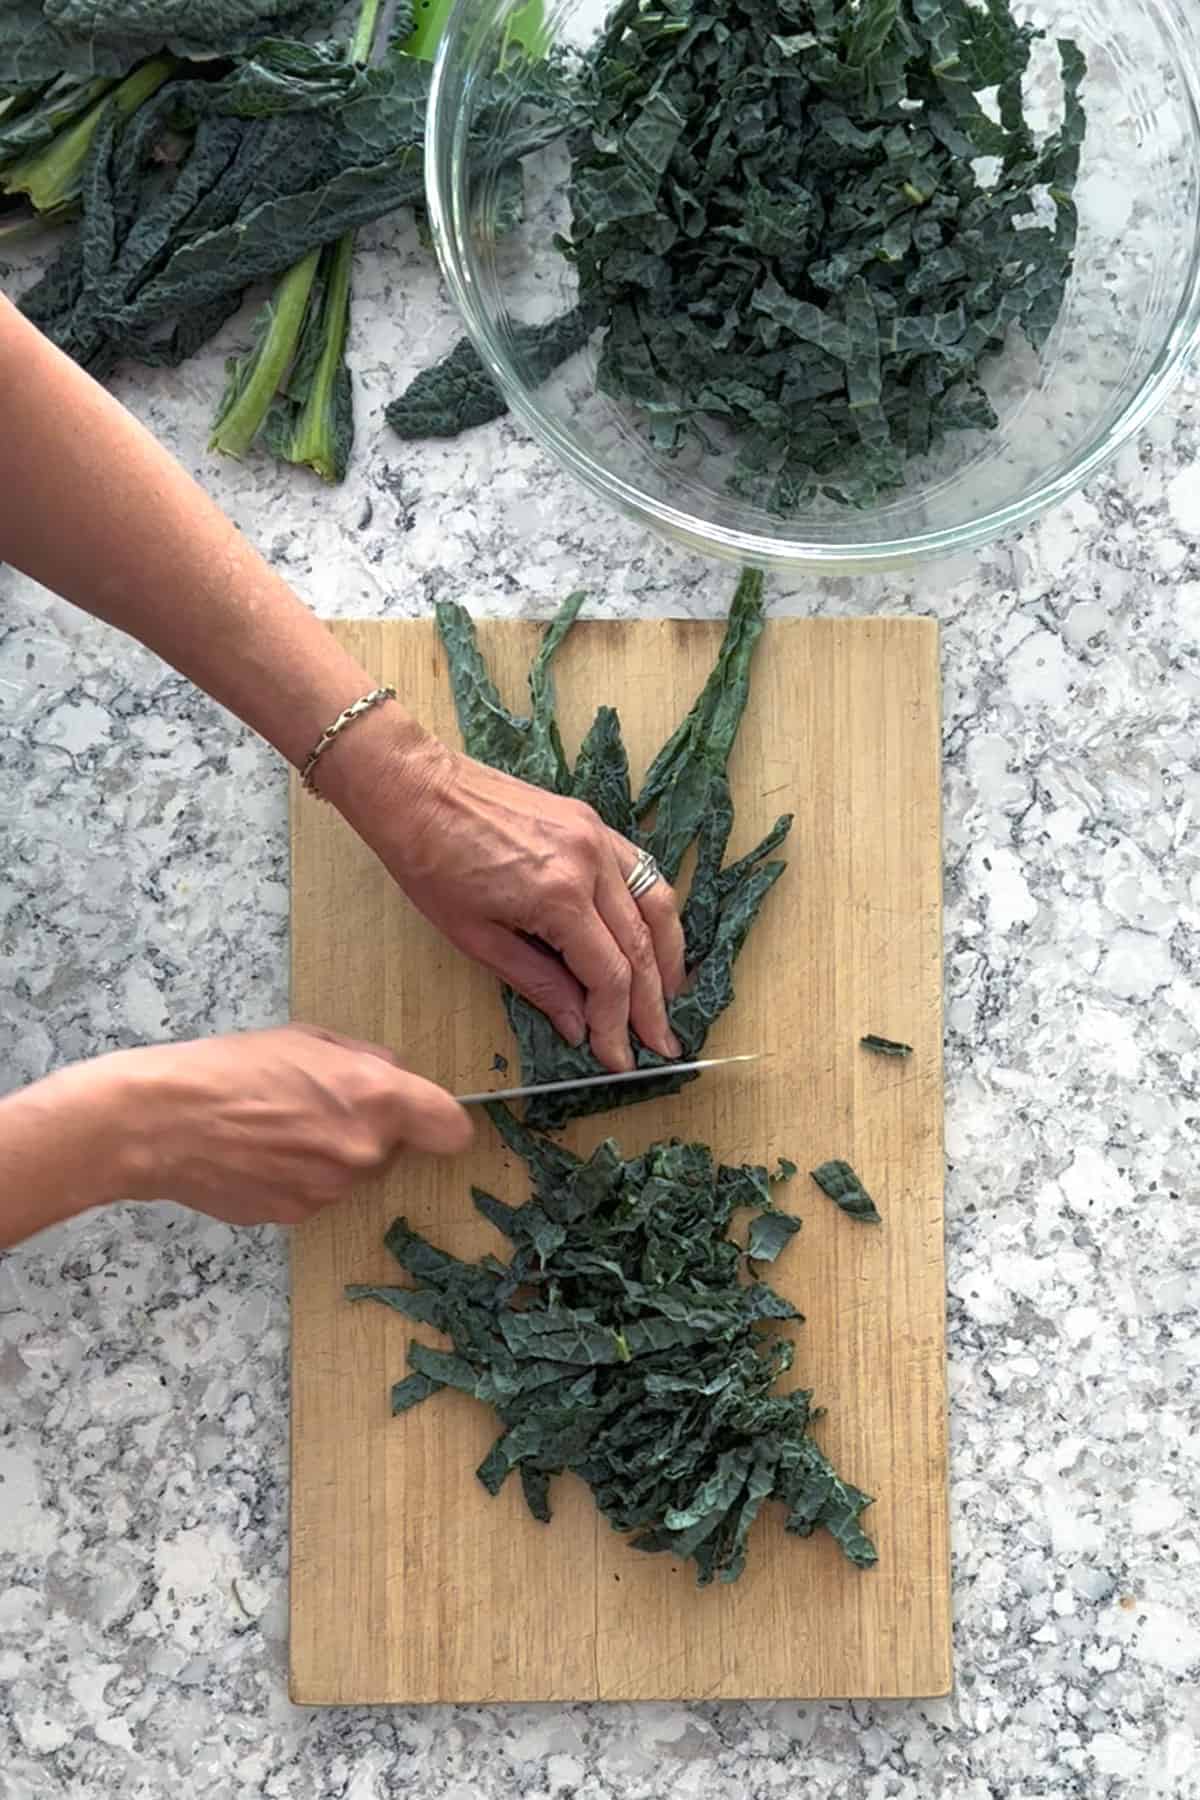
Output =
[
  {"x1": 665, "y1": 1032, "x2": 683, "y2": 1059},
  {"x1": 565, "y1": 1014, "x2": 587, "y2": 1048}
]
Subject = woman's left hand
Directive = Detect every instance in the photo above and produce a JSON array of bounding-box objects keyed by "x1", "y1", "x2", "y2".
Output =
[{"x1": 321, "y1": 716, "x2": 686, "y2": 1074}]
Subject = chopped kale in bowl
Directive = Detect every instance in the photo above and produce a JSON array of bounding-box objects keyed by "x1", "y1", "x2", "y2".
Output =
[{"x1": 421, "y1": 0, "x2": 1200, "y2": 569}]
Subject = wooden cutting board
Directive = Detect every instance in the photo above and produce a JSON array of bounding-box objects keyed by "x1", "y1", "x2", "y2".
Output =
[{"x1": 289, "y1": 615, "x2": 948, "y2": 1705}]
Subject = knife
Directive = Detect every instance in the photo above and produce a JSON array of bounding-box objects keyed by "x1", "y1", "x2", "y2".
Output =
[{"x1": 455, "y1": 1052, "x2": 761, "y2": 1107}]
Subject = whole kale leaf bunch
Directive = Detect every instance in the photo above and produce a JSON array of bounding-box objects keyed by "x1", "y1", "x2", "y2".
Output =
[
  {"x1": 12, "y1": 41, "x2": 561, "y2": 369},
  {"x1": 0, "y1": 0, "x2": 340, "y2": 86},
  {"x1": 1, "y1": 6, "x2": 573, "y2": 478},
  {"x1": 435, "y1": 569, "x2": 792, "y2": 1129},
  {"x1": 349, "y1": 1104, "x2": 876, "y2": 1586},
  {"x1": 563, "y1": 0, "x2": 1087, "y2": 509}
]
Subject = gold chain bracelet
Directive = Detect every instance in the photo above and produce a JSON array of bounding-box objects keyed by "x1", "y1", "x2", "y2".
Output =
[{"x1": 299, "y1": 687, "x2": 397, "y2": 796}]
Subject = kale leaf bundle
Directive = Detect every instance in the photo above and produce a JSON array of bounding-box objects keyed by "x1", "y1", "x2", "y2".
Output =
[
  {"x1": 559, "y1": 0, "x2": 1087, "y2": 509},
  {"x1": 0, "y1": 0, "x2": 339, "y2": 87},
  {"x1": 14, "y1": 44, "x2": 561, "y2": 376},
  {"x1": 1, "y1": 7, "x2": 571, "y2": 478},
  {"x1": 436, "y1": 569, "x2": 791, "y2": 1129},
  {"x1": 349, "y1": 1104, "x2": 876, "y2": 1585}
]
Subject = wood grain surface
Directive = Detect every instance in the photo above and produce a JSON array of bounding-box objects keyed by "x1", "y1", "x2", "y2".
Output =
[{"x1": 289, "y1": 615, "x2": 949, "y2": 1704}]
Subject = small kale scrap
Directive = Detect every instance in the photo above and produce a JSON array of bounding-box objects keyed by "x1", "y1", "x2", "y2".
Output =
[
  {"x1": 861, "y1": 1034, "x2": 912, "y2": 1058},
  {"x1": 386, "y1": 304, "x2": 595, "y2": 441},
  {"x1": 348, "y1": 1106, "x2": 876, "y2": 1585},
  {"x1": 435, "y1": 570, "x2": 791, "y2": 1129},
  {"x1": 812, "y1": 1159, "x2": 882, "y2": 1225},
  {"x1": 562, "y1": 0, "x2": 1087, "y2": 509}
]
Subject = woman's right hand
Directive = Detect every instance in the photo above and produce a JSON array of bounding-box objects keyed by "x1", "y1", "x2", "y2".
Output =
[{"x1": 93, "y1": 1024, "x2": 472, "y2": 1226}]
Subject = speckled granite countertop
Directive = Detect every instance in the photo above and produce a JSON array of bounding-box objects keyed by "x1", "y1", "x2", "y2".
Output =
[{"x1": 2, "y1": 209, "x2": 1199, "y2": 1799}]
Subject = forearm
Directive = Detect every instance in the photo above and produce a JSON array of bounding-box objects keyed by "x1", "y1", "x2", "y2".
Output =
[
  {"x1": 0, "y1": 1063, "x2": 130, "y2": 1247},
  {"x1": 0, "y1": 295, "x2": 429, "y2": 792}
]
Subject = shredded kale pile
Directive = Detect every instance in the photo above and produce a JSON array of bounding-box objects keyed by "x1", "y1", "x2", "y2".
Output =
[
  {"x1": 386, "y1": 0, "x2": 1088, "y2": 511},
  {"x1": 563, "y1": 0, "x2": 1087, "y2": 508},
  {"x1": 350, "y1": 1104, "x2": 878, "y2": 1585}
]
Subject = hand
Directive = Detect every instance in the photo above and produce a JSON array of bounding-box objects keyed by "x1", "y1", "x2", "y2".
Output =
[
  {"x1": 341, "y1": 733, "x2": 688, "y2": 1073},
  {"x1": 104, "y1": 1024, "x2": 472, "y2": 1226}
]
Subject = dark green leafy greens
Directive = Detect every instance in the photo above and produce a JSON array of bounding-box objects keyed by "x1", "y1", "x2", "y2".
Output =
[
  {"x1": 18, "y1": 47, "x2": 562, "y2": 381},
  {"x1": 861, "y1": 1033, "x2": 911, "y2": 1057},
  {"x1": 0, "y1": 54, "x2": 172, "y2": 232},
  {"x1": 435, "y1": 569, "x2": 791, "y2": 1129},
  {"x1": 348, "y1": 1106, "x2": 876, "y2": 1584},
  {"x1": 559, "y1": 0, "x2": 1087, "y2": 508},
  {"x1": 2, "y1": 7, "x2": 573, "y2": 478},
  {"x1": 811, "y1": 1159, "x2": 881, "y2": 1224},
  {"x1": 386, "y1": 304, "x2": 595, "y2": 440},
  {"x1": 0, "y1": 0, "x2": 338, "y2": 87}
]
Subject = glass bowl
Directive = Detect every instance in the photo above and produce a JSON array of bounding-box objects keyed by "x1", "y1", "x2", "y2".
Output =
[{"x1": 427, "y1": 0, "x2": 1200, "y2": 573}]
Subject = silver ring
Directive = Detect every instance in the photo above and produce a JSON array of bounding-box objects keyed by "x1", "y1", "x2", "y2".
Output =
[{"x1": 626, "y1": 849, "x2": 661, "y2": 902}]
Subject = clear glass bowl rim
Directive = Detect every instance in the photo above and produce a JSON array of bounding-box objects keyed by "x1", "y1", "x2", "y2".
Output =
[{"x1": 426, "y1": 0, "x2": 1200, "y2": 571}]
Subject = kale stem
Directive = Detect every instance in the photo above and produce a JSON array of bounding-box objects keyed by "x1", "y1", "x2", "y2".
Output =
[
  {"x1": 209, "y1": 247, "x2": 321, "y2": 459},
  {"x1": 0, "y1": 55, "x2": 173, "y2": 213},
  {"x1": 288, "y1": 231, "x2": 354, "y2": 479},
  {"x1": 349, "y1": 0, "x2": 384, "y2": 64}
]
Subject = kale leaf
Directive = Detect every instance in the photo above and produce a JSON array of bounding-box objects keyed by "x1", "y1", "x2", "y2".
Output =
[
  {"x1": 12, "y1": 38, "x2": 572, "y2": 403},
  {"x1": 435, "y1": 570, "x2": 790, "y2": 1128},
  {"x1": 349, "y1": 1111, "x2": 876, "y2": 1584},
  {"x1": 561, "y1": 0, "x2": 1087, "y2": 509},
  {"x1": 1, "y1": 10, "x2": 575, "y2": 478},
  {"x1": 0, "y1": 54, "x2": 172, "y2": 227},
  {"x1": 0, "y1": 1, "x2": 339, "y2": 88},
  {"x1": 861, "y1": 1033, "x2": 912, "y2": 1057},
  {"x1": 386, "y1": 304, "x2": 595, "y2": 440},
  {"x1": 811, "y1": 1159, "x2": 882, "y2": 1225}
]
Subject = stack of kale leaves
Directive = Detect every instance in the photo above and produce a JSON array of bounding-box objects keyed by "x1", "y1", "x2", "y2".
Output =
[
  {"x1": 435, "y1": 568, "x2": 791, "y2": 1130},
  {"x1": 0, "y1": 1, "x2": 341, "y2": 82},
  {"x1": 0, "y1": 1, "x2": 570, "y2": 476},
  {"x1": 349, "y1": 1103, "x2": 877, "y2": 1584},
  {"x1": 563, "y1": 0, "x2": 1087, "y2": 508}
]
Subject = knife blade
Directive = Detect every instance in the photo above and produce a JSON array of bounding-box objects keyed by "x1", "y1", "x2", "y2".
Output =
[{"x1": 455, "y1": 1052, "x2": 761, "y2": 1107}]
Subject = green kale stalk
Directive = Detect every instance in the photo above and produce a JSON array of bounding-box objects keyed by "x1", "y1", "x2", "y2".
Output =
[
  {"x1": 349, "y1": 1109, "x2": 877, "y2": 1586},
  {"x1": 263, "y1": 227, "x2": 355, "y2": 479},
  {"x1": 209, "y1": 0, "x2": 381, "y2": 479},
  {"x1": 435, "y1": 570, "x2": 791, "y2": 1130},
  {"x1": 562, "y1": 0, "x2": 1087, "y2": 509},
  {"x1": 0, "y1": 55, "x2": 173, "y2": 237},
  {"x1": 209, "y1": 247, "x2": 323, "y2": 461}
]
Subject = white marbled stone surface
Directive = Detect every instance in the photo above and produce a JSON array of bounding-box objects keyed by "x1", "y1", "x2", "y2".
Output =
[{"x1": 2, "y1": 206, "x2": 1200, "y2": 1798}]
